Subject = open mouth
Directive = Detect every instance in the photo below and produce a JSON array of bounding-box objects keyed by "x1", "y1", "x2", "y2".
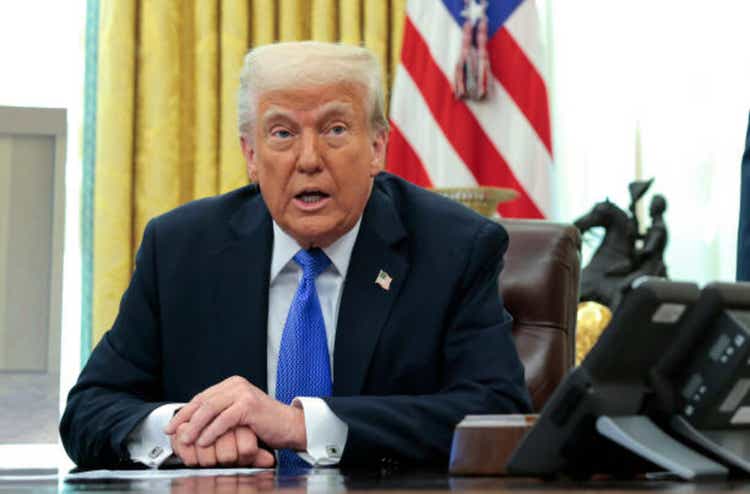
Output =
[{"x1": 295, "y1": 190, "x2": 330, "y2": 204}]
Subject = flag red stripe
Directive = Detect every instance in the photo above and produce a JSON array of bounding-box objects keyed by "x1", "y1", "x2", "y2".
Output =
[
  {"x1": 386, "y1": 122, "x2": 433, "y2": 188},
  {"x1": 489, "y1": 28, "x2": 553, "y2": 156},
  {"x1": 400, "y1": 17, "x2": 544, "y2": 218}
]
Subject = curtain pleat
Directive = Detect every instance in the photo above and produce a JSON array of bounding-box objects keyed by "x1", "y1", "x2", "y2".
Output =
[
  {"x1": 363, "y1": 1, "x2": 389, "y2": 103},
  {"x1": 193, "y1": 0, "x2": 219, "y2": 199},
  {"x1": 219, "y1": 0, "x2": 249, "y2": 193},
  {"x1": 92, "y1": 0, "x2": 408, "y2": 345},
  {"x1": 134, "y1": 0, "x2": 183, "y2": 248},
  {"x1": 339, "y1": 0, "x2": 361, "y2": 45},
  {"x1": 178, "y1": 1, "x2": 197, "y2": 206},
  {"x1": 279, "y1": 0, "x2": 310, "y2": 41},
  {"x1": 311, "y1": 0, "x2": 337, "y2": 41},
  {"x1": 93, "y1": 1, "x2": 136, "y2": 344},
  {"x1": 251, "y1": 0, "x2": 276, "y2": 45}
]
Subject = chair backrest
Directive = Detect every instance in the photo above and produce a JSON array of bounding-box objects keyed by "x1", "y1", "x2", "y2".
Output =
[{"x1": 497, "y1": 219, "x2": 581, "y2": 411}]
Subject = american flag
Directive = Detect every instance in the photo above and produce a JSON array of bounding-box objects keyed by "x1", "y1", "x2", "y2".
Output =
[{"x1": 387, "y1": 0, "x2": 552, "y2": 219}]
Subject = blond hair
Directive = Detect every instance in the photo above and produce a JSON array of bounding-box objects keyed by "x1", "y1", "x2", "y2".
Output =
[{"x1": 237, "y1": 41, "x2": 388, "y2": 138}]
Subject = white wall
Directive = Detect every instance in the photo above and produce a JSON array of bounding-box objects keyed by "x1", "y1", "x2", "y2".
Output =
[
  {"x1": 0, "y1": 0, "x2": 84, "y2": 469},
  {"x1": 541, "y1": 0, "x2": 750, "y2": 285}
]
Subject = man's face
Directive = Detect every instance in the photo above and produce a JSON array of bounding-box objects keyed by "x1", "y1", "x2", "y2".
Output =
[{"x1": 241, "y1": 83, "x2": 386, "y2": 248}]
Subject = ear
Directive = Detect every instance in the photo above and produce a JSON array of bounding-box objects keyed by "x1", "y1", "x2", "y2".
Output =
[
  {"x1": 241, "y1": 136, "x2": 258, "y2": 182},
  {"x1": 369, "y1": 128, "x2": 388, "y2": 177}
]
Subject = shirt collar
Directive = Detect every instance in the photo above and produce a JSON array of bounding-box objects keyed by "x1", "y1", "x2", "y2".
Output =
[{"x1": 270, "y1": 219, "x2": 362, "y2": 283}]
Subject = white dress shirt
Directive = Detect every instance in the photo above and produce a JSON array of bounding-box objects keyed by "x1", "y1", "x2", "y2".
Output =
[{"x1": 126, "y1": 219, "x2": 361, "y2": 467}]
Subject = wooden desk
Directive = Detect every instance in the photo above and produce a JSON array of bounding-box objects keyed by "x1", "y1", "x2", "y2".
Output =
[{"x1": 2, "y1": 468, "x2": 749, "y2": 493}]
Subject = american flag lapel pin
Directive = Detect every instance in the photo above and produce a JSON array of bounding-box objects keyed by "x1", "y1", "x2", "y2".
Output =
[{"x1": 375, "y1": 270, "x2": 392, "y2": 291}]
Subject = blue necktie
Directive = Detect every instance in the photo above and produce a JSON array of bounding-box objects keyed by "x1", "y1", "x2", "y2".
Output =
[{"x1": 275, "y1": 248, "x2": 332, "y2": 468}]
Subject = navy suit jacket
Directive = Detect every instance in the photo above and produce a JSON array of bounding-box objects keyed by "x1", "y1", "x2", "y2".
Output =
[
  {"x1": 60, "y1": 173, "x2": 531, "y2": 467},
  {"x1": 738, "y1": 112, "x2": 750, "y2": 280}
]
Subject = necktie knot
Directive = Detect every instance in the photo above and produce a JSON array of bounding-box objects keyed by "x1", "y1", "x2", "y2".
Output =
[{"x1": 293, "y1": 248, "x2": 331, "y2": 279}]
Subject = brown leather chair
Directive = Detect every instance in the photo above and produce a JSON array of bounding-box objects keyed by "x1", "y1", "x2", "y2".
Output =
[{"x1": 497, "y1": 219, "x2": 581, "y2": 411}]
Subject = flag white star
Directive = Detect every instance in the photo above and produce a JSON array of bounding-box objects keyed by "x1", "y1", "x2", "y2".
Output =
[{"x1": 461, "y1": 0, "x2": 487, "y2": 25}]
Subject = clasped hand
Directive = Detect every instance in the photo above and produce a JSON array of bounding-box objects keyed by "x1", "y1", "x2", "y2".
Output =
[{"x1": 164, "y1": 376, "x2": 307, "y2": 467}]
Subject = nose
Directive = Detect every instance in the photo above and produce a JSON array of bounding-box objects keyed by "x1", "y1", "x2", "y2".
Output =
[{"x1": 296, "y1": 130, "x2": 322, "y2": 174}]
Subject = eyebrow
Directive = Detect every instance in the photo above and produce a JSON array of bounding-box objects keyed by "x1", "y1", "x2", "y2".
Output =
[
  {"x1": 261, "y1": 102, "x2": 355, "y2": 128},
  {"x1": 261, "y1": 108, "x2": 296, "y2": 127},
  {"x1": 315, "y1": 102, "x2": 354, "y2": 121}
]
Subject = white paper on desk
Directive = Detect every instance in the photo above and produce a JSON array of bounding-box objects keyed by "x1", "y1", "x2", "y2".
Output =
[
  {"x1": 0, "y1": 474, "x2": 59, "y2": 481},
  {"x1": 65, "y1": 467, "x2": 271, "y2": 480}
]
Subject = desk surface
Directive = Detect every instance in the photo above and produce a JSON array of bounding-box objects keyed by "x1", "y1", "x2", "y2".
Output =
[{"x1": 1, "y1": 468, "x2": 749, "y2": 493}]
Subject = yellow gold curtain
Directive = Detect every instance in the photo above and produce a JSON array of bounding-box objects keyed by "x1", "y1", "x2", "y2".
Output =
[{"x1": 92, "y1": 0, "x2": 408, "y2": 345}]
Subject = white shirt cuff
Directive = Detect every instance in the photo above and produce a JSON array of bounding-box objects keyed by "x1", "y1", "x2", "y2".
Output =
[
  {"x1": 125, "y1": 403, "x2": 185, "y2": 468},
  {"x1": 292, "y1": 397, "x2": 348, "y2": 466}
]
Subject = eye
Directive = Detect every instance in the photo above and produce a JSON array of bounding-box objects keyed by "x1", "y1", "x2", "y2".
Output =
[
  {"x1": 270, "y1": 128, "x2": 293, "y2": 139},
  {"x1": 327, "y1": 124, "x2": 347, "y2": 136}
]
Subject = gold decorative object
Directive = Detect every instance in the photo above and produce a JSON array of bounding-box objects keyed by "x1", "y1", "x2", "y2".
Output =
[
  {"x1": 432, "y1": 187, "x2": 518, "y2": 218},
  {"x1": 575, "y1": 301, "x2": 613, "y2": 365}
]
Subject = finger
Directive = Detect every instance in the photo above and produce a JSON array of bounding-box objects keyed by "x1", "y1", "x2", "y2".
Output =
[
  {"x1": 196, "y1": 403, "x2": 244, "y2": 447},
  {"x1": 234, "y1": 427, "x2": 258, "y2": 466},
  {"x1": 166, "y1": 377, "x2": 252, "y2": 436},
  {"x1": 254, "y1": 448, "x2": 276, "y2": 468},
  {"x1": 172, "y1": 434, "x2": 198, "y2": 467},
  {"x1": 179, "y1": 399, "x2": 233, "y2": 445},
  {"x1": 198, "y1": 376, "x2": 246, "y2": 403},
  {"x1": 215, "y1": 430, "x2": 238, "y2": 466},
  {"x1": 195, "y1": 442, "x2": 217, "y2": 468},
  {"x1": 181, "y1": 445, "x2": 199, "y2": 468},
  {"x1": 165, "y1": 402, "x2": 200, "y2": 434}
]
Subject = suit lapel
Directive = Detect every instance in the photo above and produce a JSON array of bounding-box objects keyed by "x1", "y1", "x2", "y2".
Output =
[
  {"x1": 333, "y1": 186, "x2": 409, "y2": 396},
  {"x1": 211, "y1": 190, "x2": 272, "y2": 392}
]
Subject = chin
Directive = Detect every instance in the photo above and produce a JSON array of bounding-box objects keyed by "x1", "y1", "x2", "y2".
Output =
[
  {"x1": 285, "y1": 213, "x2": 355, "y2": 248},
  {"x1": 300, "y1": 226, "x2": 351, "y2": 249},
  {"x1": 288, "y1": 226, "x2": 334, "y2": 249}
]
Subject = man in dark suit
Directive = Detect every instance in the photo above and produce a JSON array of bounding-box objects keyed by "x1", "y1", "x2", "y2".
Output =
[
  {"x1": 60, "y1": 41, "x2": 530, "y2": 469},
  {"x1": 737, "y1": 112, "x2": 750, "y2": 281}
]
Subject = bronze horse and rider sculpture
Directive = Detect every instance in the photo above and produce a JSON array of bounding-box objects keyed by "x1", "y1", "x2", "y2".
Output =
[{"x1": 574, "y1": 179, "x2": 669, "y2": 310}]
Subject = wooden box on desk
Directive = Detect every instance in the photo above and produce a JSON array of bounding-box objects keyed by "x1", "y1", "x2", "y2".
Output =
[{"x1": 449, "y1": 414, "x2": 537, "y2": 475}]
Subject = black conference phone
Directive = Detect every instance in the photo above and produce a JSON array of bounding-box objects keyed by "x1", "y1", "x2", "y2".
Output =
[{"x1": 506, "y1": 279, "x2": 750, "y2": 480}]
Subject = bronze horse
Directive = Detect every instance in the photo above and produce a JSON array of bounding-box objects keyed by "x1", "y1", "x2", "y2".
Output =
[{"x1": 574, "y1": 199, "x2": 637, "y2": 307}]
